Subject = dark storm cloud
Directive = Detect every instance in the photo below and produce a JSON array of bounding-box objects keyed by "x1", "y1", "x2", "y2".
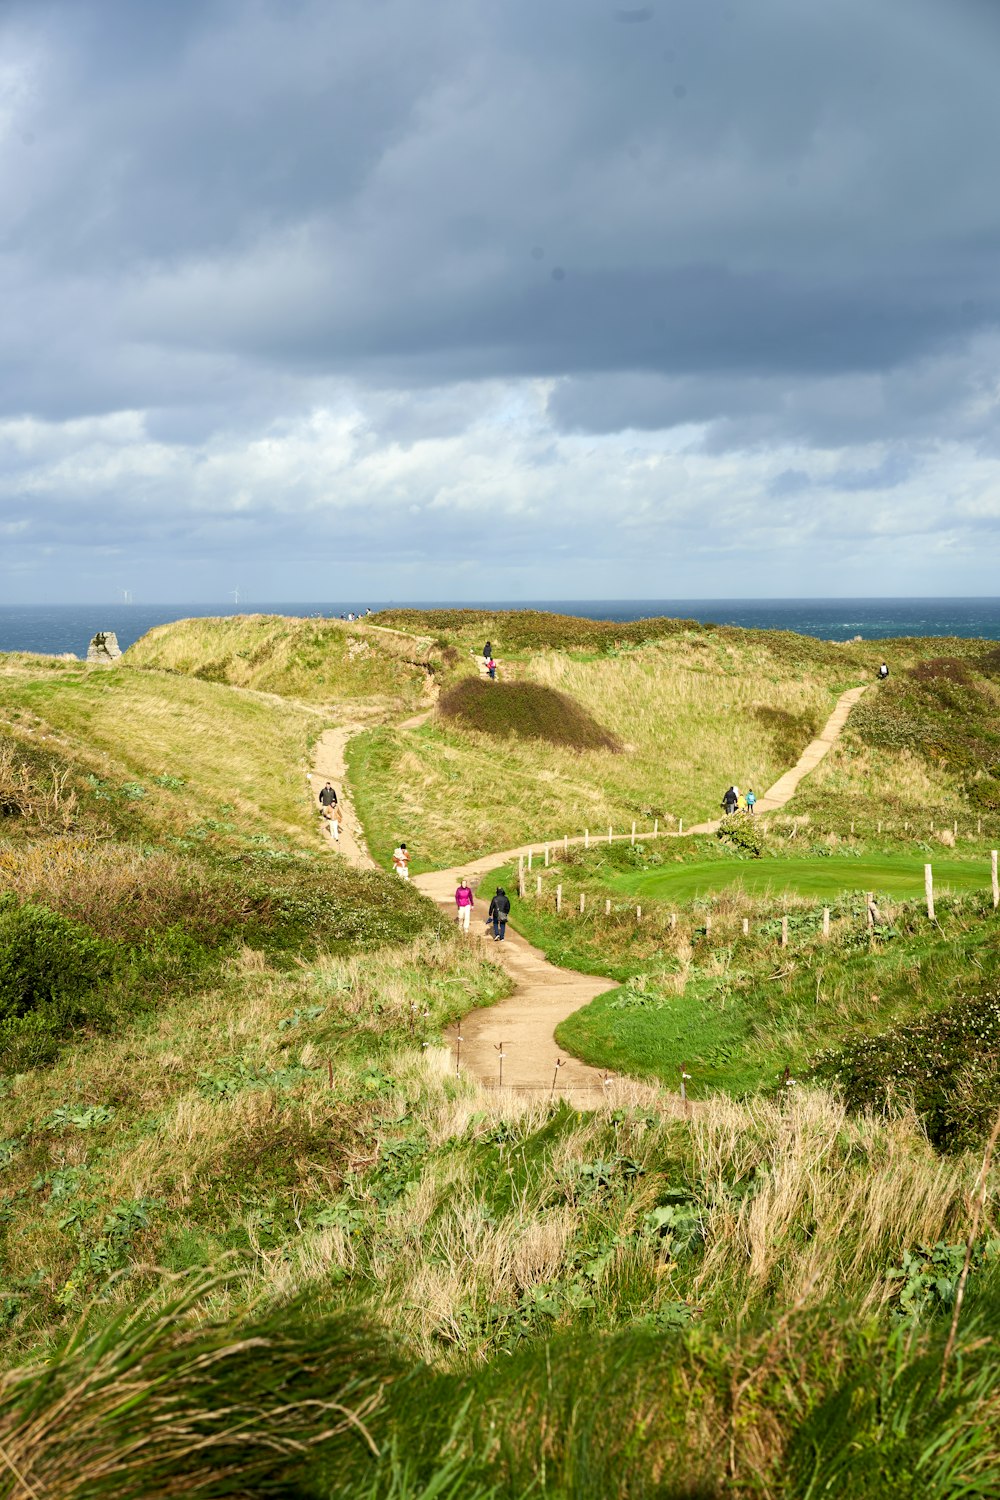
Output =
[
  {"x1": 2, "y1": 0, "x2": 1000, "y2": 600},
  {"x1": 4, "y1": 0, "x2": 1000, "y2": 413}
]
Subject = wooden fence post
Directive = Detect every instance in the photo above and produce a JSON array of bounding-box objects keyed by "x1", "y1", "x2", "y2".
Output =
[
  {"x1": 781, "y1": 915, "x2": 789, "y2": 948},
  {"x1": 654, "y1": 818, "x2": 658, "y2": 836},
  {"x1": 631, "y1": 820, "x2": 636, "y2": 845},
  {"x1": 536, "y1": 875, "x2": 542, "y2": 897},
  {"x1": 679, "y1": 818, "x2": 684, "y2": 835},
  {"x1": 556, "y1": 884, "x2": 562, "y2": 913},
  {"x1": 877, "y1": 821, "x2": 882, "y2": 835},
  {"x1": 925, "y1": 864, "x2": 935, "y2": 921},
  {"x1": 608, "y1": 824, "x2": 613, "y2": 845},
  {"x1": 527, "y1": 848, "x2": 533, "y2": 871},
  {"x1": 544, "y1": 843, "x2": 549, "y2": 867},
  {"x1": 822, "y1": 907, "x2": 830, "y2": 939},
  {"x1": 670, "y1": 913, "x2": 677, "y2": 931},
  {"x1": 705, "y1": 914, "x2": 712, "y2": 937},
  {"x1": 742, "y1": 917, "x2": 749, "y2": 936},
  {"x1": 518, "y1": 856, "x2": 525, "y2": 898},
  {"x1": 636, "y1": 906, "x2": 642, "y2": 922},
  {"x1": 992, "y1": 850, "x2": 998, "y2": 910},
  {"x1": 579, "y1": 892, "x2": 585, "y2": 914},
  {"x1": 605, "y1": 898, "x2": 611, "y2": 915},
  {"x1": 866, "y1": 890, "x2": 875, "y2": 937},
  {"x1": 564, "y1": 834, "x2": 569, "y2": 855},
  {"x1": 850, "y1": 820, "x2": 855, "y2": 835},
  {"x1": 977, "y1": 817, "x2": 982, "y2": 836},
  {"x1": 584, "y1": 828, "x2": 589, "y2": 849}
]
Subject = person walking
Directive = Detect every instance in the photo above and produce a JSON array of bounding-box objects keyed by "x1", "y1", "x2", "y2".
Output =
[
  {"x1": 454, "y1": 878, "x2": 475, "y2": 932},
  {"x1": 322, "y1": 804, "x2": 343, "y2": 842},
  {"x1": 392, "y1": 842, "x2": 410, "y2": 880},
  {"x1": 744, "y1": 787, "x2": 757, "y2": 815},
  {"x1": 488, "y1": 886, "x2": 511, "y2": 941},
  {"x1": 878, "y1": 662, "x2": 889, "y2": 681},
  {"x1": 318, "y1": 781, "x2": 338, "y2": 810},
  {"x1": 486, "y1": 656, "x2": 497, "y2": 681},
  {"x1": 722, "y1": 786, "x2": 738, "y2": 816},
  {"x1": 483, "y1": 639, "x2": 492, "y2": 662}
]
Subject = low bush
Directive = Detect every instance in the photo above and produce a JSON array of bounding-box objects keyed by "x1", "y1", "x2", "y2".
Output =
[
  {"x1": 0, "y1": 896, "x2": 111, "y2": 1027},
  {"x1": 812, "y1": 989, "x2": 1000, "y2": 1151},
  {"x1": 716, "y1": 810, "x2": 765, "y2": 857},
  {"x1": 438, "y1": 678, "x2": 621, "y2": 753}
]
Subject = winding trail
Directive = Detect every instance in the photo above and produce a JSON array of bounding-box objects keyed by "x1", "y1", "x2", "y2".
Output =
[{"x1": 318, "y1": 682, "x2": 867, "y2": 1098}]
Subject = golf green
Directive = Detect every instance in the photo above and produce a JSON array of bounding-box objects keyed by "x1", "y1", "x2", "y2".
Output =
[{"x1": 610, "y1": 853, "x2": 995, "y2": 905}]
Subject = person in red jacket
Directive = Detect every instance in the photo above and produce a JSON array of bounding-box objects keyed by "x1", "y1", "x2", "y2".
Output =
[{"x1": 455, "y1": 877, "x2": 475, "y2": 932}]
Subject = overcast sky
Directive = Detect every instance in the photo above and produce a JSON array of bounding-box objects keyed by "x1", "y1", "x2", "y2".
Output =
[{"x1": 2, "y1": 0, "x2": 1000, "y2": 602}]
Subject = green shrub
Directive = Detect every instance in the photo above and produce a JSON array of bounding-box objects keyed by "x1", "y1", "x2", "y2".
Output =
[
  {"x1": 0, "y1": 896, "x2": 111, "y2": 1026},
  {"x1": 716, "y1": 810, "x2": 764, "y2": 857},
  {"x1": 438, "y1": 678, "x2": 621, "y2": 753},
  {"x1": 812, "y1": 989, "x2": 1000, "y2": 1151}
]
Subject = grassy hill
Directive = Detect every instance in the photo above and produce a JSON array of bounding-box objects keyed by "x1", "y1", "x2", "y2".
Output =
[
  {"x1": 1, "y1": 618, "x2": 1000, "y2": 1497},
  {"x1": 124, "y1": 611, "x2": 437, "y2": 714}
]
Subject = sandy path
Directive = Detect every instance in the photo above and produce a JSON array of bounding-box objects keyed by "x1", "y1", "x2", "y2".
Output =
[
  {"x1": 306, "y1": 726, "x2": 377, "y2": 870},
  {"x1": 414, "y1": 856, "x2": 615, "y2": 1100},
  {"x1": 322, "y1": 682, "x2": 867, "y2": 1098}
]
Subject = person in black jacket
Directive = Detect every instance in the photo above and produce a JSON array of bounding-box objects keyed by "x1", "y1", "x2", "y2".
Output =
[
  {"x1": 489, "y1": 886, "x2": 511, "y2": 941},
  {"x1": 483, "y1": 639, "x2": 492, "y2": 661},
  {"x1": 318, "y1": 781, "x2": 338, "y2": 809}
]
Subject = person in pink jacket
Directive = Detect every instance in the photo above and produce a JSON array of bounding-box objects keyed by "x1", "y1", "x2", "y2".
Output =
[{"x1": 455, "y1": 878, "x2": 475, "y2": 932}]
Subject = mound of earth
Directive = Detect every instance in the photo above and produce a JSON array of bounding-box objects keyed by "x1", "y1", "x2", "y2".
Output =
[{"x1": 438, "y1": 677, "x2": 621, "y2": 752}]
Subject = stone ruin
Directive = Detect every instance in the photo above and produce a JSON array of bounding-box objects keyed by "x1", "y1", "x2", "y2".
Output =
[{"x1": 86, "y1": 630, "x2": 123, "y2": 665}]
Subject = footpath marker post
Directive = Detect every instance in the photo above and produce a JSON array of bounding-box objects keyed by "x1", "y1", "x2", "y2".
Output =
[
  {"x1": 925, "y1": 864, "x2": 935, "y2": 922},
  {"x1": 866, "y1": 891, "x2": 875, "y2": 940},
  {"x1": 742, "y1": 917, "x2": 749, "y2": 936},
  {"x1": 636, "y1": 905, "x2": 642, "y2": 923},
  {"x1": 579, "y1": 893, "x2": 585, "y2": 914},
  {"x1": 518, "y1": 856, "x2": 525, "y2": 898},
  {"x1": 631, "y1": 821, "x2": 636, "y2": 845},
  {"x1": 992, "y1": 850, "x2": 998, "y2": 910},
  {"x1": 781, "y1": 915, "x2": 789, "y2": 949},
  {"x1": 822, "y1": 907, "x2": 831, "y2": 940},
  {"x1": 608, "y1": 825, "x2": 613, "y2": 845},
  {"x1": 605, "y1": 898, "x2": 611, "y2": 915},
  {"x1": 679, "y1": 818, "x2": 684, "y2": 835},
  {"x1": 556, "y1": 884, "x2": 562, "y2": 913},
  {"x1": 536, "y1": 875, "x2": 542, "y2": 897},
  {"x1": 705, "y1": 914, "x2": 712, "y2": 937},
  {"x1": 527, "y1": 849, "x2": 533, "y2": 871},
  {"x1": 654, "y1": 818, "x2": 659, "y2": 836},
  {"x1": 544, "y1": 843, "x2": 549, "y2": 867},
  {"x1": 584, "y1": 828, "x2": 589, "y2": 849}
]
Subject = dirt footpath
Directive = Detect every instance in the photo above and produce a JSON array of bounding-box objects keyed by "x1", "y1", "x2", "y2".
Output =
[{"x1": 307, "y1": 726, "x2": 377, "y2": 870}]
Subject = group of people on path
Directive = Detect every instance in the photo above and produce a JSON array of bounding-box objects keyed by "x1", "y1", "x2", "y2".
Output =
[
  {"x1": 454, "y1": 877, "x2": 510, "y2": 940},
  {"x1": 483, "y1": 640, "x2": 497, "y2": 680},
  {"x1": 722, "y1": 785, "x2": 757, "y2": 816},
  {"x1": 318, "y1": 780, "x2": 343, "y2": 841}
]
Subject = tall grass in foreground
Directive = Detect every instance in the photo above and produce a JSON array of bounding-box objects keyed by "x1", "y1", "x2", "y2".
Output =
[
  {"x1": 0, "y1": 1272, "x2": 400, "y2": 1499},
  {"x1": 4, "y1": 1269, "x2": 998, "y2": 1499}
]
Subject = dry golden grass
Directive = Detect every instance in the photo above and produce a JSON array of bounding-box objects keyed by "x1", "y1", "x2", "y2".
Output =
[{"x1": 124, "y1": 613, "x2": 432, "y2": 712}]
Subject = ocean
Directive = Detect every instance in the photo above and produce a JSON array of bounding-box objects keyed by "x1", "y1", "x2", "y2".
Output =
[{"x1": 1, "y1": 599, "x2": 1000, "y2": 658}]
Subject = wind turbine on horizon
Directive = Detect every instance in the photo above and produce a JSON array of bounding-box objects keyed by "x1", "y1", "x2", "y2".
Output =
[
  {"x1": 119, "y1": 587, "x2": 133, "y2": 605},
  {"x1": 231, "y1": 587, "x2": 241, "y2": 607}
]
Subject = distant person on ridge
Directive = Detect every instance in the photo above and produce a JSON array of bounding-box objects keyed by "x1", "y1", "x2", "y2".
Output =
[
  {"x1": 455, "y1": 878, "x2": 475, "y2": 932},
  {"x1": 745, "y1": 787, "x2": 757, "y2": 815},
  {"x1": 878, "y1": 662, "x2": 889, "y2": 680},
  {"x1": 722, "y1": 786, "x2": 738, "y2": 816},
  {"x1": 489, "y1": 886, "x2": 511, "y2": 941},
  {"x1": 392, "y1": 842, "x2": 410, "y2": 880},
  {"x1": 318, "y1": 781, "x2": 338, "y2": 809}
]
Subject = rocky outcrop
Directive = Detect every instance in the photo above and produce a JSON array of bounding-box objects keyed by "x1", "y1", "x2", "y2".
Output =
[{"x1": 86, "y1": 631, "x2": 122, "y2": 665}]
